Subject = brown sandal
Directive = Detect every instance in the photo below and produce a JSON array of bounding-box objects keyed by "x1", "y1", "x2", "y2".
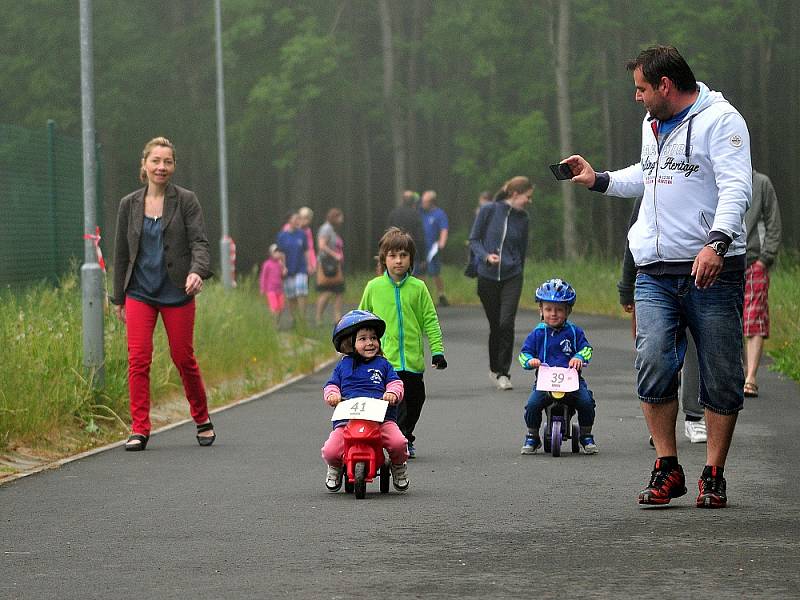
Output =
[{"x1": 743, "y1": 382, "x2": 759, "y2": 398}]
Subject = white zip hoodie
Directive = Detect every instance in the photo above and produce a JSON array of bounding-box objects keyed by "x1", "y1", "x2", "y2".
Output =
[{"x1": 605, "y1": 82, "x2": 752, "y2": 267}]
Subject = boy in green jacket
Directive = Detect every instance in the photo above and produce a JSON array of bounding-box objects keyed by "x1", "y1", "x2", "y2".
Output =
[{"x1": 359, "y1": 227, "x2": 447, "y2": 458}]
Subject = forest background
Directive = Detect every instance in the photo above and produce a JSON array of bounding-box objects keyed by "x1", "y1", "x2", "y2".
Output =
[{"x1": 2, "y1": 0, "x2": 797, "y2": 275}]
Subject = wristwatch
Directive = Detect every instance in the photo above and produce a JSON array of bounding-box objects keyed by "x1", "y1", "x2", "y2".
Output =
[{"x1": 705, "y1": 240, "x2": 729, "y2": 256}]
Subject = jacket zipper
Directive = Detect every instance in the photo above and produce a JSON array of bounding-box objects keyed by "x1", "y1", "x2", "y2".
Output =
[
  {"x1": 496, "y1": 207, "x2": 510, "y2": 281},
  {"x1": 394, "y1": 283, "x2": 405, "y2": 371},
  {"x1": 651, "y1": 114, "x2": 695, "y2": 260}
]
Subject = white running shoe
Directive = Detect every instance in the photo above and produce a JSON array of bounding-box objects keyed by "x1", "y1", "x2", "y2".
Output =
[
  {"x1": 489, "y1": 371, "x2": 498, "y2": 385},
  {"x1": 684, "y1": 419, "x2": 707, "y2": 443},
  {"x1": 325, "y1": 465, "x2": 343, "y2": 491},
  {"x1": 390, "y1": 462, "x2": 409, "y2": 491},
  {"x1": 496, "y1": 375, "x2": 513, "y2": 390}
]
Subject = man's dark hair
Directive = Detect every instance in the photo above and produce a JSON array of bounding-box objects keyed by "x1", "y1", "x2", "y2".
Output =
[{"x1": 626, "y1": 45, "x2": 697, "y2": 92}]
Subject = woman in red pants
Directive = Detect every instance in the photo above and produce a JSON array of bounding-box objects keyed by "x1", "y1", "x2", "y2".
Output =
[{"x1": 111, "y1": 136, "x2": 215, "y2": 451}]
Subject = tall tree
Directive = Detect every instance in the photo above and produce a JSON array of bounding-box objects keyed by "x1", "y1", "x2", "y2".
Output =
[
  {"x1": 553, "y1": 0, "x2": 577, "y2": 259},
  {"x1": 378, "y1": 0, "x2": 407, "y2": 207}
]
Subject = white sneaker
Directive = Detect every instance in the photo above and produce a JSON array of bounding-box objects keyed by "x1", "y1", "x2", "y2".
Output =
[
  {"x1": 496, "y1": 375, "x2": 513, "y2": 390},
  {"x1": 684, "y1": 419, "x2": 707, "y2": 443},
  {"x1": 489, "y1": 371, "x2": 498, "y2": 385},
  {"x1": 325, "y1": 465, "x2": 343, "y2": 491},
  {"x1": 390, "y1": 462, "x2": 409, "y2": 491}
]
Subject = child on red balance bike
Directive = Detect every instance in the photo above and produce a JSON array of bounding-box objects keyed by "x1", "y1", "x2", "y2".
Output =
[
  {"x1": 320, "y1": 310, "x2": 410, "y2": 493},
  {"x1": 518, "y1": 278, "x2": 598, "y2": 455}
]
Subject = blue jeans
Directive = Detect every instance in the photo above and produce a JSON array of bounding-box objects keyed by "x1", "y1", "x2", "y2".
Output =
[
  {"x1": 524, "y1": 378, "x2": 595, "y2": 432},
  {"x1": 634, "y1": 272, "x2": 744, "y2": 415}
]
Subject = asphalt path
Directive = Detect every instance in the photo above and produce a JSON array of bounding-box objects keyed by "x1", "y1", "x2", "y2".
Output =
[{"x1": 2, "y1": 305, "x2": 799, "y2": 599}]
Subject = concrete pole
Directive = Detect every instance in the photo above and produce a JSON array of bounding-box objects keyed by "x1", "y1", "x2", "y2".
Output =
[
  {"x1": 214, "y1": 0, "x2": 233, "y2": 289},
  {"x1": 79, "y1": 0, "x2": 104, "y2": 386}
]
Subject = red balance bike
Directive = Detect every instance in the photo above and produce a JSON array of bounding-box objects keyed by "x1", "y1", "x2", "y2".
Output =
[{"x1": 333, "y1": 397, "x2": 392, "y2": 499}]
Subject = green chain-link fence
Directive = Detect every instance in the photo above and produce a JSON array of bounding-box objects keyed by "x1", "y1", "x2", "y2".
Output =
[{"x1": 0, "y1": 121, "x2": 102, "y2": 286}]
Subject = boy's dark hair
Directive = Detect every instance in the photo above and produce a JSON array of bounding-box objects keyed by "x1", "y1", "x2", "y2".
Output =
[
  {"x1": 626, "y1": 45, "x2": 697, "y2": 92},
  {"x1": 378, "y1": 227, "x2": 416, "y2": 271}
]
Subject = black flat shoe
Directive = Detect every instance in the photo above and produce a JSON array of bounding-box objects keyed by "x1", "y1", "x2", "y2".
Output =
[
  {"x1": 196, "y1": 422, "x2": 216, "y2": 447},
  {"x1": 125, "y1": 434, "x2": 149, "y2": 451}
]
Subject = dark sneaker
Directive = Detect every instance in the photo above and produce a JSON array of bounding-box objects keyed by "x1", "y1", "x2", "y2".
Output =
[
  {"x1": 407, "y1": 442, "x2": 416, "y2": 459},
  {"x1": 580, "y1": 435, "x2": 598, "y2": 455},
  {"x1": 638, "y1": 459, "x2": 687, "y2": 505},
  {"x1": 520, "y1": 433, "x2": 541, "y2": 455},
  {"x1": 697, "y1": 467, "x2": 727, "y2": 508},
  {"x1": 438, "y1": 295, "x2": 450, "y2": 307}
]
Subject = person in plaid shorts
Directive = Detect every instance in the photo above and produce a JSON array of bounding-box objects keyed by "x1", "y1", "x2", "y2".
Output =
[{"x1": 743, "y1": 169, "x2": 782, "y2": 398}]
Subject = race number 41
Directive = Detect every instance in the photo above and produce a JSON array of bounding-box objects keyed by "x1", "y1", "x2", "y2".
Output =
[
  {"x1": 331, "y1": 397, "x2": 389, "y2": 422},
  {"x1": 535, "y1": 365, "x2": 579, "y2": 393}
]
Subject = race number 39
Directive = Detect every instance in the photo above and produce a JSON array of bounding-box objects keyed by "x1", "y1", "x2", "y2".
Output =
[{"x1": 535, "y1": 365, "x2": 579, "y2": 393}]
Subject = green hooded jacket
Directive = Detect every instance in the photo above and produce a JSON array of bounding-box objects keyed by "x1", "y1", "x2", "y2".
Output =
[{"x1": 359, "y1": 272, "x2": 444, "y2": 373}]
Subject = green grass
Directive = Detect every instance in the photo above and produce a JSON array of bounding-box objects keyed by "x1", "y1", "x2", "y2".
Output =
[
  {"x1": 766, "y1": 261, "x2": 800, "y2": 382},
  {"x1": 2, "y1": 257, "x2": 797, "y2": 456}
]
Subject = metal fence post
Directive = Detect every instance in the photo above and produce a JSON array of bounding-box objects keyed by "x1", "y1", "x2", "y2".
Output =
[
  {"x1": 215, "y1": 0, "x2": 233, "y2": 289},
  {"x1": 47, "y1": 120, "x2": 59, "y2": 282},
  {"x1": 79, "y1": 0, "x2": 104, "y2": 387}
]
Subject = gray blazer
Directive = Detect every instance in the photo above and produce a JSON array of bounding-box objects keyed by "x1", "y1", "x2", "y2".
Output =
[{"x1": 111, "y1": 182, "x2": 212, "y2": 305}]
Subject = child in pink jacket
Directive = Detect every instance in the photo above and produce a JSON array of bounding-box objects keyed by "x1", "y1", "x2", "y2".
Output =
[{"x1": 259, "y1": 244, "x2": 287, "y2": 322}]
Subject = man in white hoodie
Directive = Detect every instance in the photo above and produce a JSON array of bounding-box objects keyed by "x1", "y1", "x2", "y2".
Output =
[{"x1": 563, "y1": 46, "x2": 751, "y2": 509}]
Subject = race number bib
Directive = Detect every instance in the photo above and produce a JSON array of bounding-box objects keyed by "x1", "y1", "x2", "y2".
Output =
[
  {"x1": 535, "y1": 365, "x2": 579, "y2": 393},
  {"x1": 331, "y1": 397, "x2": 389, "y2": 423}
]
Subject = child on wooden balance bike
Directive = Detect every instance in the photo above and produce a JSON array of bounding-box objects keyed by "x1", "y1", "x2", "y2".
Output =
[
  {"x1": 321, "y1": 310, "x2": 410, "y2": 496},
  {"x1": 518, "y1": 278, "x2": 598, "y2": 455}
]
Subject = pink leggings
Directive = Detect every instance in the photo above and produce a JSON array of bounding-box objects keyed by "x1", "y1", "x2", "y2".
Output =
[
  {"x1": 125, "y1": 296, "x2": 210, "y2": 436},
  {"x1": 321, "y1": 421, "x2": 409, "y2": 466}
]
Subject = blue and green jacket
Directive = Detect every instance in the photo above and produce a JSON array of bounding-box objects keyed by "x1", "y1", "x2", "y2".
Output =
[
  {"x1": 518, "y1": 321, "x2": 592, "y2": 369},
  {"x1": 359, "y1": 272, "x2": 444, "y2": 373}
]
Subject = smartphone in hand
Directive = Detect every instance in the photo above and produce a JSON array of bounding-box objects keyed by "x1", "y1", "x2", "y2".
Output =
[{"x1": 549, "y1": 163, "x2": 574, "y2": 181}]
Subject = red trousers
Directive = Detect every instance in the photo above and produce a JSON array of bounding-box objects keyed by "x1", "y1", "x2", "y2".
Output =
[{"x1": 125, "y1": 296, "x2": 209, "y2": 436}]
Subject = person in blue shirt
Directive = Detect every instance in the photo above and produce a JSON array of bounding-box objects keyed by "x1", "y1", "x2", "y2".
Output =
[
  {"x1": 320, "y1": 310, "x2": 410, "y2": 493},
  {"x1": 418, "y1": 190, "x2": 450, "y2": 306},
  {"x1": 276, "y1": 211, "x2": 310, "y2": 322},
  {"x1": 518, "y1": 279, "x2": 597, "y2": 455}
]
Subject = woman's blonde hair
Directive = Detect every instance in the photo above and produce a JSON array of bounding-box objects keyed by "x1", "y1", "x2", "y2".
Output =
[
  {"x1": 139, "y1": 136, "x2": 176, "y2": 183},
  {"x1": 494, "y1": 176, "x2": 532, "y2": 201}
]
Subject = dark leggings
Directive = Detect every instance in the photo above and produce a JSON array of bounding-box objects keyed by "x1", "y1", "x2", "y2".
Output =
[
  {"x1": 397, "y1": 371, "x2": 426, "y2": 445},
  {"x1": 477, "y1": 274, "x2": 523, "y2": 377}
]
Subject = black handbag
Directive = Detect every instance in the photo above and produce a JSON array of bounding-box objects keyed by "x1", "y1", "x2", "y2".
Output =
[
  {"x1": 464, "y1": 203, "x2": 500, "y2": 278},
  {"x1": 320, "y1": 253, "x2": 339, "y2": 277},
  {"x1": 464, "y1": 250, "x2": 479, "y2": 278}
]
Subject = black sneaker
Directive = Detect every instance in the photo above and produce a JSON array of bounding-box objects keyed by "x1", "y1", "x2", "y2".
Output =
[
  {"x1": 697, "y1": 467, "x2": 727, "y2": 508},
  {"x1": 438, "y1": 295, "x2": 449, "y2": 307},
  {"x1": 638, "y1": 459, "x2": 687, "y2": 505}
]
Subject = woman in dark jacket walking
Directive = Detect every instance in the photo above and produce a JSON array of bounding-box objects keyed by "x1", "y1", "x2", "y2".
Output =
[
  {"x1": 112, "y1": 137, "x2": 215, "y2": 451},
  {"x1": 468, "y1": 176, "x2": 533, "y2": 390}
]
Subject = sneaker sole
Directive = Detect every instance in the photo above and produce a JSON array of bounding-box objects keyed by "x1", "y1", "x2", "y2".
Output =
[
  {"x1": 520, "y1": 447, "x2": 537, "y2": 455},
  {"x1": 638, "y1": 487, "x2": 687, "y2": 505},
  {"x1": 696, "y1": 494, "x2": 727, "y2": 508}
]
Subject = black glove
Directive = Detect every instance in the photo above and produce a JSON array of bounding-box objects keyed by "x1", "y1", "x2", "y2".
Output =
[{"x1": 431, "y1": 354, "x2": 447, "y2": 370}]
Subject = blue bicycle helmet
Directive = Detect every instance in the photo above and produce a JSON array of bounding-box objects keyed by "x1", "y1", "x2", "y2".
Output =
[
  {"x1": 535, "y1": 278, "x2": 576, "y2": 306},
  {"x1": 332, "y1": 309, "x2": 386, "y2": 353}
]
